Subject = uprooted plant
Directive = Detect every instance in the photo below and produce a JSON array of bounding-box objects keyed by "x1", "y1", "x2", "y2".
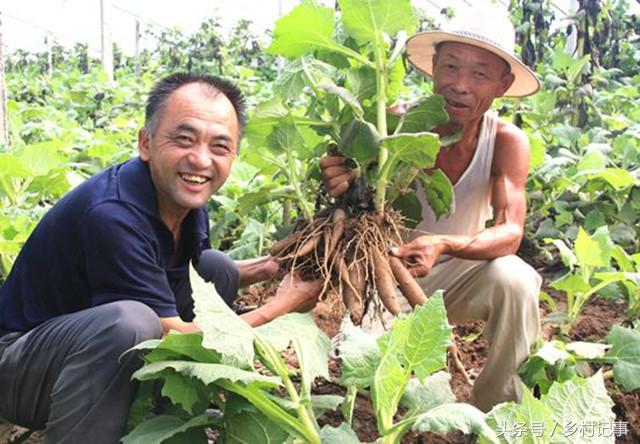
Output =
[{"x1": 248, "y1": 0, "x2": 455, "y2": 323}]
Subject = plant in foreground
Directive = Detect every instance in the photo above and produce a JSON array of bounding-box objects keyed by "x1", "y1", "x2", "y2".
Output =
[{"x1": 122, "y1": 266, "x2": 498, "y2": 443}]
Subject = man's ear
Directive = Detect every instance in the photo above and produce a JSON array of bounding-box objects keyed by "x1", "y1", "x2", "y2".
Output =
[
  {"x1": 138, "y1": 128, "x2": 151, "y2": 161},
  {"x1": 498, "y1": 72, "x2": 516, "y2": 97}
]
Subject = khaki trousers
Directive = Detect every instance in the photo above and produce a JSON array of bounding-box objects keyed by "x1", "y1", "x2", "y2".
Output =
[{"x1": 362, "y1": 254, "x2": 541, "y2": 412}]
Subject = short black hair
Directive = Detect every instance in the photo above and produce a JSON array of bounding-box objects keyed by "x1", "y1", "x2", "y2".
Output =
[{"x1": 144, "y1": 72, "x2": 247, "y2": 137}]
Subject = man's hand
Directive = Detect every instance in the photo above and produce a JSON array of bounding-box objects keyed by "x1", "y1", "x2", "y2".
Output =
[
  {"x1": 320, "y1": 156, "x2": 352, "y2": 198},
  {"x1": 391, "y1": 235, "x2": 449, "y2": 277},
  {"x1": 240, "y1": 273, "x2": 322, "y2": 327},
  {"x1": 271, "y1": 273, "x2": 322, "y2": 313}
]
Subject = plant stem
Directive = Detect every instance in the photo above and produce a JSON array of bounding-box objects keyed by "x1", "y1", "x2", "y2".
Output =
[
  {"x1": 285, "y1": 149, "x2": 314, "y2": 222},
  {"x1": 342, "y1": 385, "x2": 357, "y2": 426},
  {"x1": 329, "y1": 43, "x2": 375, "y2": 68},
  {"x1": 256, "y1": 337, "x2": 321, "y2": 443},
  {"x1": 373, "y1": 35, "x2": 389, "y2": 214}
]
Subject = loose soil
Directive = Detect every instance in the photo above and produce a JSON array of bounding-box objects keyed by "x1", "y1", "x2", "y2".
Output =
[{"x1": 2, "y1": 262, "x2": 638, "y2": 444}]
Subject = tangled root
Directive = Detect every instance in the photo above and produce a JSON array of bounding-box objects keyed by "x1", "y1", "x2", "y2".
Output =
[{"x1": 271, "y1": 208, "x2": 428, "y2": 325}]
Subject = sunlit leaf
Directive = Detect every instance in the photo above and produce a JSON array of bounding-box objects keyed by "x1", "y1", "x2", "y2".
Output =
[
  {"x1": 339, "y1": 0, "x2": 417, "y2": 45},
  {"x1": 267, "y1": 2, "x2": 336, "y2": 58},
  {"x1": 401, "y1": 96, "x2": 449, "y2": 134}
]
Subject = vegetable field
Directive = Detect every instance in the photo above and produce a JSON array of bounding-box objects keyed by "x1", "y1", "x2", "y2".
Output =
[{"x1": 1, "y1": 0, "x2": 639, "y2": 443}]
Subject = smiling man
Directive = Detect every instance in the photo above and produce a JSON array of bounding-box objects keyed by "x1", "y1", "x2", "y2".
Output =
[
  {"x1": 321, "y1": 9, "x2": 542, "y2": 411},
  {"x1": 0, "y1": 73, "x2": 321, "y2": 443}
]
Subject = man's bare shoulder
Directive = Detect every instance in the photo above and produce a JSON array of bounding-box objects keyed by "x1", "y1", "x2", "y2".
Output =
[
  {"x1": 491, "y1": 118, "x2": 531, "y2": 177},
  {"x1": 494, "y1": 118, "x2": 529, "y2": 149}
]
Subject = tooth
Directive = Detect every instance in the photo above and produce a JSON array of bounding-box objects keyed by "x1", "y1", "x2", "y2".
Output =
[{"x1": 182, "y1": 174, "x2": 206, "y2": 183}]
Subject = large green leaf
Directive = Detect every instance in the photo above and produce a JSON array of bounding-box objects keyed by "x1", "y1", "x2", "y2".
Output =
[
  {"x1": 372, "y1": 351, "x2": 406, "y2": 432},
  {"x1": 400, "y1": 294, "x2": 452, "y2": 381},
  {"x1": 381, "y1": 132, "x2": 440, "y2": 169},
  {"x1": 160, "y1": 370, "x2": 211, "y2": 415},
  {"x1": 121, "y1": 414, "x2": 212, "y2": 444},
  {"x1": 227, "y1": 218, "x2": 270, "y2": 260},
  {"x1": 400, "y1": 371, "x2": 456, "y2": 414},
  {"x1": 337, "y1": 118, "x2": 380, "y2": 166},
  {"x1": 417, "y1": 169, "x2": 455, "y2": 220},
  {"x1": 484, "y1": 388, "x2": 556, "y2": 444},
  {"x1": 345, "y1": 66, "x2": 377, "y2": 102},
  {"x1": 225, "y1": 409, "x2": 290, "y2": 444},
  {"x1": 575, "y1": 226, "x2": 613, "y2": 268},
  {"x1": 256, "y1": 312, "x2": 331, "y2": 397},
  {"x1": 0, "y1": 153, "x2": 30, "y2": 179},
  {"x1": 338, "y1": 316, "x2": 382, "y2": 388},
  {"x1": 320, "y1": 423, "x2": 360, "y2": 443},
  {"x1": 576, "y1": 148, "x2": 607, "y2": 172},
  {"x1": 518, "y1": 342, "x2": 578, "y2": 396},
  {"x1": 550, "y1": 273, "x2": 590, "y2": 298},
  {"x1": 565, "y1": 341, "x2": 611, "y2": 360},
  {"x1": 318, "y1": 82, "x2": 364, "y2": 118},
  {"x1": 133, "y1": 361, "x2": 281, "y2": 388},
  {"x1": 267, "y1": 2, "x2": 336, "y2": 58},
  {"x1": 373, "y1": 292, "x2": 451, "y2": 432},
  {"x1": 141, "y1": 332, "x2": 221, "y2": 364},
  {"x1": 190, "y1": 264, "x2": 256, "y2": 368},
  {"x1": 237, "y1": 185, "x2": 296, "y2": 215},
  {"x1": 602, "y1": 326, "x2": 640, "y2": 392},
  {"x1": 534, "y1": 340, "x2": 572, "y2": 365},
  {"x1": 338, "y1": 0, "x2": 417, "y2": 45},
  {"x1": 401, "y1": 96, "x2": 449, "y2": 134},
  {"x1": 274, "y1": 58, "x2": 337, "y2": 102},
  {"x1": 545, "y1": 239, "x2": 577, "y2": 270},
  {"x1": 19, "y1": 140, "x2": 67, "y2": 176},
  {"x1": 545, "y1": 373, "x2": 615, "y2": 444},
  {"x1": 528, "y1": 133, "x2": 546, "y2": 170},
  {"x1": 244, "y1": 99, "x2": 288, "y2": 149},
  {"x1": 413, "y1": 403, "x2": 498, "y2": 443},
  {"x1": 391, "y1": 190, "x2": 422, "y2": 228},
  {"x1": 580, "y1": 168, "x2": 638, "y2": 190},
  {"x1": 310, "y1": 394, "x2": 344, "y2": 415},
  {"x1": 266, "y1": 115, "x2": 306, "y2": 156}
]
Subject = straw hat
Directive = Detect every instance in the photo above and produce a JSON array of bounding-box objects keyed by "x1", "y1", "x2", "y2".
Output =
[{"x1": 405, "y1": 8, "x2": 540, "y2": 97}]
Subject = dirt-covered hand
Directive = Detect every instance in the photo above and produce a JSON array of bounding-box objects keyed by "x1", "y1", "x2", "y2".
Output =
[
  {"x1": 390, "y1": 235, "x2": 446, "y2": 277},
  {"x1": 320, "y1": 155, "x2": 352, "y2": 197},
  {"x1": 271, "y1": 272, "x2": 323, "y2": 313}
]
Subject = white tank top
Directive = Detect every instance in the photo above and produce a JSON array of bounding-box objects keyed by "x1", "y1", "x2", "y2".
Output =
[{"x1": 416, "y1": 110, "x2": 498, "y2": 235}]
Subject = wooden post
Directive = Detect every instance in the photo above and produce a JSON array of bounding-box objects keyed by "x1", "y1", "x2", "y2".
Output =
[
  {"x1": 0, "y1": 11, "x2": 9, "y2": 147},
  {"x1": 134, "y1": 19, "x2": 141, "y2": 75},
  {"x1": 100, "y1": 0, "x2": 113, "y2": 80}
]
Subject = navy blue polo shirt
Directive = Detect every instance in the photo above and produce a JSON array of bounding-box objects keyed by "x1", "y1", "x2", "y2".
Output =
[{"x1": 0, "y1": 157, "x2": 210, "y2": 335}]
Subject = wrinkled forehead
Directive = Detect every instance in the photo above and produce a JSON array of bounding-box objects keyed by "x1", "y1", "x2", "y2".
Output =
[{"x1": 436, "y1": 41, "x2": 511, "y2": 73}]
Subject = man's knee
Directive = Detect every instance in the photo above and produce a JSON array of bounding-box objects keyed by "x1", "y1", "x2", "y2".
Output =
[
  {"x1": 97, "y1": 301, "x2": 162, "y2": 352},
  {"x1": 484, "y1": 255, "x2": 541, "y2": 308},
  {"x1": 195, "y1": 249, "x2": 239, "y2": 305}
]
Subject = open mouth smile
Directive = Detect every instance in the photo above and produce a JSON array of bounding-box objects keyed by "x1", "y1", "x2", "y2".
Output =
[
  {"x1": 445, "y1": 97, "x2": 470, "y2": 109},
  {"x1": 179, "y1": 173, "x2": 211, "y2": 185}
]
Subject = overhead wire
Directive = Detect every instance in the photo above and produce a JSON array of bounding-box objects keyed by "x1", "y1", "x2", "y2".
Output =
[{"x1": 2, "y1": 12, "x2": 101, "y2": 55}]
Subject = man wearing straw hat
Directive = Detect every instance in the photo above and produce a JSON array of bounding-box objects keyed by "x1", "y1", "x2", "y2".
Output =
[{"x1": 322, "y1": 7, "x2": 542, "y2": 411}]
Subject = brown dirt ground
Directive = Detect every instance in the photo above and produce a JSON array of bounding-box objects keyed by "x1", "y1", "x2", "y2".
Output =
[{"x1": 2, "y1": 270, "x2": 638, "y2": 444}]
